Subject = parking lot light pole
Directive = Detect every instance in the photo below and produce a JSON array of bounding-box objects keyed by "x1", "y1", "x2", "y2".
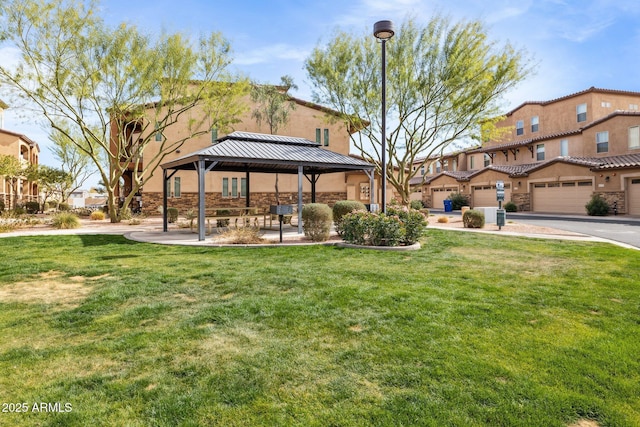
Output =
[{"x1": 373, "y1": 20, "x2": 394, "y2": 214}]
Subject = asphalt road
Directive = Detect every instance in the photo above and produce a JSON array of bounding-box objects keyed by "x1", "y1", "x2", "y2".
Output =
[{"x1": 510, "y1": 213, "x2": 640, "y2": 249}]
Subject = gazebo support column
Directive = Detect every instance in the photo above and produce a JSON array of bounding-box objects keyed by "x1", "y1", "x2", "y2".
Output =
[
  {"x1": 298, "y1": 165, "x2": 303, "y2": 234},
  {"x1": 364, "y1": 169, "x2": 376, "y2": 207},
  {"x1": 162, "y1": 169, "x2": 168, "y2": 232},
  {"x1": 197, "y1": 159, "x2": 206, "y2": 241}
]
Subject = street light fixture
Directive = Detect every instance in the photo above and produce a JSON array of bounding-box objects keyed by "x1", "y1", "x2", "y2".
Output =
[{"x1": 373, "y1": 20, "x2": 394, "y2": 214}]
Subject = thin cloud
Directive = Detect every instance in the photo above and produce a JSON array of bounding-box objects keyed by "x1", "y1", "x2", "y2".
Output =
[{"x1": 234, "y1": 44, "x2": 310, "y2": 66}]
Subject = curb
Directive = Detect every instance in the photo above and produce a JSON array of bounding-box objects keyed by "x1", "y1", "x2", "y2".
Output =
[{"x1": 334, "y1": 242, "x2": 421, "y2": 251}]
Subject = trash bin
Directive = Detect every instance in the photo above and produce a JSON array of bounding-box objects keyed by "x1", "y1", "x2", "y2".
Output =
[{"x1": 443, "y1": 199, "x2": 453, "y2": 212}]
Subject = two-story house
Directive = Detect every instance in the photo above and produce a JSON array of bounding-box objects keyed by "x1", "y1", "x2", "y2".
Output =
[
  {"x1": 0, "y1": 101, "x2": 41, "y2": 209},
  {"x1": 418, "y1": 87, "x2": 640, "y2": 215},
  {"x1": 113, "y1": 90, "x2": 374, "y2": 214}
]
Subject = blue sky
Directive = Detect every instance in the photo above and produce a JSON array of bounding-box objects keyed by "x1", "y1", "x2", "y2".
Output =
[{"x1": 4, "y1": 0, "x2": 640, "y2": 182}]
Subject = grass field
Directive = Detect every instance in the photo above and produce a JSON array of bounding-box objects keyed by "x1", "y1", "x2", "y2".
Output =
[{"x1": 0, "y1": 230, "x2": 638, "y2": 426}]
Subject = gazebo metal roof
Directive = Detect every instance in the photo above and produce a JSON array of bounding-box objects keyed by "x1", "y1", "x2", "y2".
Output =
[
  {"x1": 160, "y1": 131, "x2": 376, "y2": 241},
  {"x1": 161, "y1": 131, "x2": 374, "y2": 174}
]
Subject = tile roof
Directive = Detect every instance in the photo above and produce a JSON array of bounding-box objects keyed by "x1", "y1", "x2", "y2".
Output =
[
  {"x1": 505, "y1": 87, "x2": 640, "y2": 116},
  {"x1": 570, "y1": 153, "x2": 640, "y2": 170},
  {"x1": 412, "y1": 154, "x2": 640, "y2": 185}
]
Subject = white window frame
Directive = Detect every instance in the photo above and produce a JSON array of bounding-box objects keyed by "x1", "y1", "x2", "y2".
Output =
[
  {"x1": 577, "y1": 103, "x2": 587, "y2": 122},
  {"x1": 174, "y1": 177, "x2": 181, "y2": 198},
  {"x1": 516, "y1": 120, "x2": 524, "y2": 136},
  {"x1": 531, "y1": 116, "x2": 539, "y2": 133},
  {"x1": 560, "y1": 139, "x2": 569, "y2": 156},
  {"x1": 596, "y1": 131, "x2": 609, "y2": 153},
  {"x1": 536, "y1": 144, "x2": 545, "y2": 161},
  {"x1": 629, "y1": 126, "x2": 640, "y2": 150}
]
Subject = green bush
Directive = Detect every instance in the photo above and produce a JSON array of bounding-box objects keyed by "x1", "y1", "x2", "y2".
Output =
[
  {"x1": 410, "y1": 200, "x2": 424, "y2": 210},
  {"x1": 341, "y1": 207, "x2": 427, "y2": 246},
  {"x1": 13, "y1": 205, "x2": 26, "y2": 215},
  {"x1": 167, "y1": 207, "x2": 179, "y2": 223},
  {"x1": 370, "y1": 214, "x2": 403, "y2": 246},
  {"x1": 51, "y1": 212, "x2": 80, "y2": 229},
  {"x1": 504, "y1": 201, "x2": 518, "y2": 212},
  {"x1": 0, "y1": 200, "x2": 4, "y2": 212},
  {"x1": 447, "y1": 192, "x2": 470, "y2": 210},
  {"x1": 25, "y1": 201, "x2": 40, "y2": 214},
  {"x1": 585, "y1": 194, "x2": 609, "y2": 216},
  {"x1": 387, "y1": 206, "x2": 428, "y2": 245},
  {"x1": 341, "y1": 211, "x2": 373, "y2": 245},
  {"x1": 463, "y1": 209, "x2": 485, "y2": 228},
  {"x1": 333, "y1": 200, "x2": 366, "y2": 236},
  {"x1": 302, "y1": 203, "x2": 333, "y2": 242},
  {"x1": 58, "y1": 202, "x2": 71, "y2": 211}
]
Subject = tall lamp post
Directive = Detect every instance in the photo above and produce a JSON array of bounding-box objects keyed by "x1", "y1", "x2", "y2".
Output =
[{"x1": 373, "y1": 20, "x2": 394, "y2": 214}]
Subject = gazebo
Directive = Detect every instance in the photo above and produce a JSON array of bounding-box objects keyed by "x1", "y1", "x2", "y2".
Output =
[{"x1": 160, "y1": 131, "x2": 376, "y2": 241}]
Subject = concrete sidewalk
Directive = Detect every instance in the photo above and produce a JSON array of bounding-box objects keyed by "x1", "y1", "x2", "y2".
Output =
[{"x1": 1, "y1": 215, "x2": 636, "y2": 249}]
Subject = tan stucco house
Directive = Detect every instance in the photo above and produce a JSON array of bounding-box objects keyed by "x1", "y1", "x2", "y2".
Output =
[
  {"x1": 0, "y1": 101, "x2": 41, "y2": 209},
  {"x1": 114, "y1": 90, "x2": 378, "y2": 214},
  {"x1": 416, "y1": 87, "x2": 640, "y2": 215}
]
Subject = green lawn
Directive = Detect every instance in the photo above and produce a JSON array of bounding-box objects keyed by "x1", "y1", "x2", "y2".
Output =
[{"x1": 0, "y1": 231, "x2": 638, "y2": 426}]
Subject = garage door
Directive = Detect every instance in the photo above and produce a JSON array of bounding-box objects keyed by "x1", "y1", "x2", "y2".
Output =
[
  {"x1": 473, "y1": 184, "x2": 511, "y2": 207},
  {"x1": 532, "y1": 181, "x2": 592, "y2": 213},
  {"x1": 432, "y1": 187, "x2": 458, "y2": 209},
  {"x1": 629, "y1": 178, "x2": 640, "y2": 215}
]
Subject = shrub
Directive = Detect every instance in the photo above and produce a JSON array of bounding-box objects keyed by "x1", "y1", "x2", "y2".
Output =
[
  {"x1": 73, "y1": 208, "x2": 93, "y2": 217},
  {"x1": 410, "y1": 200, "x2": 424, "y2": 210},
  {"x1": 387, "y1": 206, "x2": 428, "y2": 245},
  {"x1": 333, "y1": 200, "x2": 366, "y2": 236},
  {"x1": 58, "y1": 202, "x2": 70, "y2": 211},
  {"x1": 341, "y1": 211, "x2": 373, "y2": 245},
  {"x1": 0, "y1": 200, "x2": 4, "y2": 212},
  {"x1": 90, "y1": 210, "x2": 106, "y2": 220},
  {"x1": 504, "y1": 201, "x2": 518, "y2": 212},
  {"x1": 341, "y1": 207, "x2": 427, "y2": 246},
  {"x1": 586, "y1": 194, "x2": 609, "y2": 216},
  {"x1": 447, "y1": 192, "x2": 470, "y2": 210},
  {"x1": 25, "y1": 201, "x2": 40, "y2": 214},
  {"x1": 437, "y1": 216, "x2": 449, "y2": 223},
  {"x1": 167, "y1": 207, "x2": 179, "y2": 223},
  {"x1": 463, "y1": 209, "x2": 485, "y2": 228},
  {"x1": 216, "y1": 226, "x2": 266, "y2": 244},
  {"x1": 302, "y1": 203, "x2": 333, "y2": 242},
  {"x1": 51, "y1": 212, "x2": 80, "y2": 229},
  {"x1": 369, "y1": 213, "x2": 403, "y2": 246}
]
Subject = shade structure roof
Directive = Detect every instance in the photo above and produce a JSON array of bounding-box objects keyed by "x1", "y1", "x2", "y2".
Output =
[{"x1": 161, "y1": 131, "x2": 374, "y2": 174}]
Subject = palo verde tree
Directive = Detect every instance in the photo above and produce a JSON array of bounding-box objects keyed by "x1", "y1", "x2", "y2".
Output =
[
  {"x1": 250, "y1": 75, "x2": 298, "y2": 204},
  {"x1": 305, "y1": 17, "x2": 531, "y2": 206},
  {"x1": 48, "y1": 124, "x2": 97, "y2": 203},
  {"x1": 0, "y1": 0, "x2": 248, "y2": 221},
  {"x1": 33, "y1": 164, "x2": 72, "y2": 211}
]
